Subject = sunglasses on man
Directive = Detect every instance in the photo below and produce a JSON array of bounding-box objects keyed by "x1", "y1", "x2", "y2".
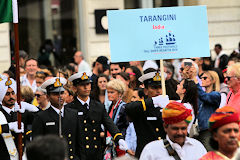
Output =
[{"x1": 225, "y1": 76, "x2": 236, "y2": 81}]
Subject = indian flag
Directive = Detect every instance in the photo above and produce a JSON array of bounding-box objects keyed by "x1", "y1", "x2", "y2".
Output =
[{"x1": 0, "y1": 0, "x2": 18, "y2": 23}]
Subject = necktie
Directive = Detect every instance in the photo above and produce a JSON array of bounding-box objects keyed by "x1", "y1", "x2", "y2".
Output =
[
  {"x1": 60, "y1": 110, "x2": 63, "y2": 117},
  {"x1": 83, "y1": 103, "x2": 88, "y2": 110},
  {"x1": 59, "y1": 110, "x2": 62, "y2": 137},
  {"x1": 10, "y1": 111, "x2": 15, "y2": 121},
  {"x1": 10, "y1": 111, "x2": 14, "y2": 116}
]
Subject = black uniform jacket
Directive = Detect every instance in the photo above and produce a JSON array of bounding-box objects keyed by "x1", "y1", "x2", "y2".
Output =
[
  {"x1": 0, "y1": 105, "x2": 35, "y2": 160},
  {"x1": 32, "y1": 106, "x2": 81, "y2": 160},
  {"x1": 125, "y1": 98, "x2": 166, "y2": 158},
  {"x1": 66, "y1": 98, "x2": 123, "y2": 160}
]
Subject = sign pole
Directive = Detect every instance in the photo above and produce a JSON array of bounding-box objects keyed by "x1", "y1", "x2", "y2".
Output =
[{"x1": 160, "y1": 59, "x2": 166, "y2": 96}]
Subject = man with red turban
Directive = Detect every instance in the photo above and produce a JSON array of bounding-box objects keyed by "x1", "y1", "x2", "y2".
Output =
[
  {"x1": 140, "y1": 102, "x2": 206, "y2": 160},
  {"x1": 200, "y1": 106, "x2": 240, "y2": 160}
]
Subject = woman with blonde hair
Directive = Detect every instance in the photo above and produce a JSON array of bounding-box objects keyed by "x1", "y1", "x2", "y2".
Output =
[
  {"x1": 21, "y1": 86, "x2": 34, "y2": 103},
  {"x1": 107, "y1": 79, "x2": 128, "y2": 136},
  {"x1": 105, "y1": 79, "x2": 129, "y2": 158},
  {"x1": 204, "y1": 71, "x2": 220, "y2": 92},
  {"x1": 190, "y1": 69, "x2": 221, "y2": 151}
]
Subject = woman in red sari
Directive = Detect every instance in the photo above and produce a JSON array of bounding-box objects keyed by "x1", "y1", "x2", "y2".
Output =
[{"x1": 199, "y1": 106, "x2": 240, "y2": 160}]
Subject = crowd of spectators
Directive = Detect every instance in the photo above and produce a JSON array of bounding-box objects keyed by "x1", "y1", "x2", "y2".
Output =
[{"x1": 2, "y1": 41, "x2": 240, "y2": 160}]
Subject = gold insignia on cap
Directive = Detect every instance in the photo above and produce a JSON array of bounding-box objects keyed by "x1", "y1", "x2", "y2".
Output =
[
  {"x1": 81, "y1": 72, "x2": 89, "y2": 80},
  {"x1": 153, "y1": 72, "x2": 161, "y2": 81},
  {"x1": 54, "y1": 78, "x2": 62, "y2": 87},
  {"x1": 5, "y1": 78, "x2": 12, "y2": 86},
  {"x1": 0, "y1": 78, "x2": 2, "y2": 81}
]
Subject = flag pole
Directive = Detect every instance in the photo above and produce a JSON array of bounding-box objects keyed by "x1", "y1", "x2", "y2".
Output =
[{"x1": 12, "y1": 0, "x2": 23, "y2": 159}]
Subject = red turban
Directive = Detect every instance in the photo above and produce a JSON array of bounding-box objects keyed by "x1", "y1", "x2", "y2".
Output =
[
  {"x1": 162, "y1": 102, "x2": 192, "y2": 124},
  {"x1": 209, "y1": 106, "x2": 239, "y2": 131}
]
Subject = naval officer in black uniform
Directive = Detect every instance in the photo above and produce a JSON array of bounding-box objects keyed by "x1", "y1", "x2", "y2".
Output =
[
  {"x1": 32, "y1": 77, "x2": 81, "y2": 160},
  {"x1": 125, "y1": 70, "x2": 169, "y2": 158},
  {"x1": 66, "y1": 72, "x2": 128, "y2": 160}
]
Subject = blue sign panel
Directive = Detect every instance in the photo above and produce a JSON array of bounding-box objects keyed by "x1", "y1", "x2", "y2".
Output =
[{"x1": 107, "y1": 6, "x2": 210, "y2": 62}]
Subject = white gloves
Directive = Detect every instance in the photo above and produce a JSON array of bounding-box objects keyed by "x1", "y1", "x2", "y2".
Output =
[
  {"x1": 14, "y1": 102, "x2": 39, "y2": 113},
  {"x1": 8, "y1": 122, "x2": 24, "y2": 133},
  {"x1": 118, "y1": 139, "x2": 128, "y2": 151},
  {"x1": 152, "y1": 95, "x2": 169, "y2": 108}
]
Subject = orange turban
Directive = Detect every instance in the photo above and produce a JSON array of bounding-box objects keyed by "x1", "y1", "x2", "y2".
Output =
[
  {"x1": 162, "y1": 102, "x2": 192, "y2": 124},
  {"x1": 208, "y1": 106, "x2": 239, "y2": 131}
]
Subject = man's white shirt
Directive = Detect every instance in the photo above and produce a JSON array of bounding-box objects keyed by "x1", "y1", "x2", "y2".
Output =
[
  {"x1": 140, "y1": 135, "x2": 207, "y2": 160},
  {"x1": 78, "y1": 60, "x2": 91, "y2": 73},
  {"x1": 20, "y1": 74, "x2": 37, "y2": 93}
]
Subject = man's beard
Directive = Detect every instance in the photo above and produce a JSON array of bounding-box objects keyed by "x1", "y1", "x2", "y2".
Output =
[
  {"x1": 112, "y1": 74, "x2": 117, "y2": 78},
  {"x1": 3, "y1": 98, "x2": 16, "y2": 108},
  {"x1": 98, "y1": 68, "x2": 103, "y2": 74}
]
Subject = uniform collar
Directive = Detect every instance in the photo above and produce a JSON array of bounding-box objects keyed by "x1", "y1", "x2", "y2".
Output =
[
  {"x1": 51, "y1": 105, "x2": 64, "y2": 117},
  {"x1": 77, "y1": 96, "x2": 90, "y2": 106},
  {"x1": 2, "y1": 105, "x2": 14, "y2": 115}
]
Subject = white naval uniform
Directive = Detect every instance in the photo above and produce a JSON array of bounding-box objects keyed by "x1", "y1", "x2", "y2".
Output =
[{"x1": 0, "y1": 111, "x2": 19, "y2": 160}]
